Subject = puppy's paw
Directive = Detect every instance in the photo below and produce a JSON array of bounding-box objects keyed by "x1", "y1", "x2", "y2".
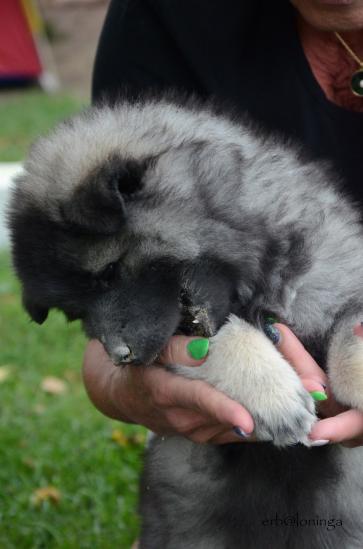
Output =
[
  {"x1": 329, "y1": 332, "x2": 363, "y2": 412},
  {"x1": 177, "y1": 315, "x2": 317, "y2": 447},
  {"x1": 251, "y1": 381, "x2": 316, "y2": 447}
]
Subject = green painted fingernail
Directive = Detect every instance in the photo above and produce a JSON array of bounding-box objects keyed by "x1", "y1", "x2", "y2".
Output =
[
  {"x1": 187, "y1": 338, "x2": 209, "y2": 360},
  {"x1": 310, "y1": 391, "x2": 328, "y2": 401}
]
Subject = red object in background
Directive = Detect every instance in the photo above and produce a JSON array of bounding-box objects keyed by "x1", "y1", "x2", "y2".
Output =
[{"x1": 0, "y1": 0, "x2": 42, "y2": 80}]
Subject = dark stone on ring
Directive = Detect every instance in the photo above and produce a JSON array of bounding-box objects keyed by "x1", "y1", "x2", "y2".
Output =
[{"x1": 351, "y1": 69, "x2": 363, "y2": 97}]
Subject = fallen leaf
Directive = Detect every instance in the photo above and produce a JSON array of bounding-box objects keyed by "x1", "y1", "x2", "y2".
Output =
[
  {"x1": 111, "y1": 429, "x2": 146, "y2": 447},
  {"x1": 31, "y1": 486, "x2": 61, "y2": 506},
  {"x1": 111, "y1": 429, "x2": 129, "y2": 447},
  {"x1": 63, "y1": 370, "x2": 80, "y2": 384},
  {"x1": 41, "y1": 376, "x2": 67, "y2": 395},
  {"x1": 0, "y1": 366, "x2": 11, "y2": 383},
  {"x1": 128, "y1": 432, "x2": 147, "y2": 445}
]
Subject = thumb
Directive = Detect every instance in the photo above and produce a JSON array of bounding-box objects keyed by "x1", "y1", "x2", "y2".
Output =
[
  {"x1": 274, "y1": 323, "x2": 327, "y2": 389},
  {"x1": 157, "y1": 336, "x2": 209, "y2": 367}
]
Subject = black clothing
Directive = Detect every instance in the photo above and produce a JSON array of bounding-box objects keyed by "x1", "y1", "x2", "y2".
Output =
[{"x1": 92, "y1": 0, "x2": 362, "y2": 205}]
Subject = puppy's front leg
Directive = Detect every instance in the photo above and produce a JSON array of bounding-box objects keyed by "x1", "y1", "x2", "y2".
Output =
[
  {"x1": 328, "y1": 310, "x2": 363, "y2": 412},
  {"x1": 173, "y1": 315, "x2": 317, "y2": 446}
]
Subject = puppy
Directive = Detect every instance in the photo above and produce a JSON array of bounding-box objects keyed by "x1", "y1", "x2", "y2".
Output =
[{"x1": 8, "y1": 97, "x2": 363, "y2": 547}]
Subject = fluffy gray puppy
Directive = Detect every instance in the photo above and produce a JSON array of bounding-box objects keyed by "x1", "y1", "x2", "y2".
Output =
[{"x1": 8, "y1": 97, "x2": 363, "y2": 548}]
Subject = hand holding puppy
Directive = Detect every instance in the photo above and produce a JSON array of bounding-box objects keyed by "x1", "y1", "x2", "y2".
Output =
[{"x1": 82, "y1": 324, "x2": 363, "y2": 446}]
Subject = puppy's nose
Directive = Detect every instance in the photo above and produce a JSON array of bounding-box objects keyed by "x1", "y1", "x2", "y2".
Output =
[{"x1": 111, "y1": 344, "x2": 134, "y2": 365}]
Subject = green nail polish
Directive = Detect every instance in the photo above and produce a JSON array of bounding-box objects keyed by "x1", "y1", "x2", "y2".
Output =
[
  {"x1": 187, "y1": 338, "x2": 209, "y2": 360},
  {"x1": 266, "y1": 314, "x2": 279, "y2": 324},
  {"x1": 310, "y1": 391, "x2": 328, "y2": 402}
]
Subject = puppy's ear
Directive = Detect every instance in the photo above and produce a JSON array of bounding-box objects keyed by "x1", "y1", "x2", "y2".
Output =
[
  {"x1": 62, "y1": 156, "x2": 149, "y2": 235},
  {"x1": 23, "y1": 295, "x2": 49, "y2": 324}
]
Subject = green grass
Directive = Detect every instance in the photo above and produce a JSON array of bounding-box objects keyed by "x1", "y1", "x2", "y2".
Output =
[
  {"x1": 0, "y1": 91, "x2": 145, "y2": 547},
  {"x1": 0, "y1": 91, "x2": 84, "y2": 161},
  {"x1": 0, "y1": 251, "x2": 145, "y2": 548}
]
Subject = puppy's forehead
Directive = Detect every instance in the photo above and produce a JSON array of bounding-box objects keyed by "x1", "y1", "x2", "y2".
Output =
[
  {"x1": 79, "y1": 230, "x2": 200, "y2": 273},
  {"x1": 21, "y1": 98, "x2": 238, "y2": 210},
  {"x1": 23, "y1": 103, "x2": 186, "y2": 206}
]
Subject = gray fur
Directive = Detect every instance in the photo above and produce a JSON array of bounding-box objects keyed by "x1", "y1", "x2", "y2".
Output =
[{"x1": 7, "y1": 97, "x2": 363, "y2": 547}]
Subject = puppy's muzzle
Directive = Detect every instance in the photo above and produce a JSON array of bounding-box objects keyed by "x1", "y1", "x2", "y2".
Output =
[{"x1": 110, "y1": 344, "x2": 139, "y2": 366}]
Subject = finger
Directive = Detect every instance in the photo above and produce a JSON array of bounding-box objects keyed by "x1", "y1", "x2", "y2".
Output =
[
  {"x1": 169, "y1": 375, "x2": 254, "y2": 434},
  {"x1": 300, "y1": 377, "x2": 329, "y2": 395},
  {"x1": 157, "y1": 335, "x2": 209, "y2": 367},
  {"x1": 211, "y1": 429, "x2": 259, "y2": 445},
  {"x1": 274, "y1": 323, "x2": 327, "y2": 388},
  {"x1": 186, "y1": 424, "x2": 232, "y2": 444},
  {"x1": 163, "y1": 407, "x2": 211, "y2": 434},
  {"x1": 309, "y1": 409, "x2": 363, "y2": 445},
  {"x1": 189, "y1": 425, "x2": 257, "y2": 444},
  {"x1": 353, "y1": 323, "x2": 363, "y2": 338}
]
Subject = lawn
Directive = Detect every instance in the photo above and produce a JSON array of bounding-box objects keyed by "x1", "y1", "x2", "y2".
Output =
[
  {"x1": 0, "y1": 91, "x2": 84, "y2": 161},
  {"x1": 0, "y1": 91, "x2": 145, "y2": 548}
]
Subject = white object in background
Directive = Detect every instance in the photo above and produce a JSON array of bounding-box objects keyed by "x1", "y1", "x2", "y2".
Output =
[{"x1": 0, "y1": 162, "x2": 23, "y2": 249}]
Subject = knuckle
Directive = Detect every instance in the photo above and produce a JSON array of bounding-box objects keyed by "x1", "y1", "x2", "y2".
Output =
[
  {"x1": 158, "y1": 337, "x2": 180, "y2": 365},
  {"x1": 188, "y1": 431, "x2": 209, "y2": 444},
  {"x1": 164, "y1": 408, "x2": 182, "y2": 426},
  {"x1": 190, "y1": 381, "x2": 209, "y2": 409},
  {"x1": 166, "y1": 412, "x2": 192, "y2": 434},
  {"x1": 165, "y1": 409, "x2": 206, "y2": 436}
]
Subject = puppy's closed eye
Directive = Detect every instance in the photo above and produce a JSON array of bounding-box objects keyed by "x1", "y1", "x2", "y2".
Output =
[{"x1": 95, "y1": 262, "x2": 119, "y2": 287}]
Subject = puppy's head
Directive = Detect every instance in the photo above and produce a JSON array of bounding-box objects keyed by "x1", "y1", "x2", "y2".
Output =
[{"x1": 8, "y1": 103, "x2": 241, "y2": 364}]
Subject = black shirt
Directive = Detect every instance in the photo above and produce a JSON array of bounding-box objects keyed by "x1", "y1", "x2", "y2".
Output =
[{"x1": 92, "y1": 0, "x2": 362, "y2": 205}]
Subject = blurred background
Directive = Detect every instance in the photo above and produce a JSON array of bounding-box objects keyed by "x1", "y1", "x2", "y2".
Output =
[{"x1": 0, "y1": 1, "x2": 145, "y2": 547}]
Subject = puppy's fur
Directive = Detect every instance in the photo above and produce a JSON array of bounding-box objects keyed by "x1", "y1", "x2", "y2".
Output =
[{"x1": 8, "y1": 97, "x2": 363, "y2": 547}]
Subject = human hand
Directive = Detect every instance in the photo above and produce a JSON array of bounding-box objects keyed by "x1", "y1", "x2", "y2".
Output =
[
  {"x1": 82, "y1": 325, "x2": 330, "y2": 445},
  {"x1": 275, "y1": 322, "x2": 363, "y2": 448},
  {"x1": 82, "y1": 336, "x2": 255, "y2": 444}
]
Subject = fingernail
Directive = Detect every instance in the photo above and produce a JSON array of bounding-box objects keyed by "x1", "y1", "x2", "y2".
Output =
[
  {"x1": 233, "y1": 426, "x2": 251, "y2": 438},
  {"x1": 263, "y1": 323, "x2": 280, "y2": 345},
  {"x1": 187, "y1": 338, "x2": 209, "y2": 360},
  {"x1": 310, "y1": 391, "x2": 328, "y2": 402},
  {"x1": 310, "y1": 439, "x2": 330, "y2": 447}
]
